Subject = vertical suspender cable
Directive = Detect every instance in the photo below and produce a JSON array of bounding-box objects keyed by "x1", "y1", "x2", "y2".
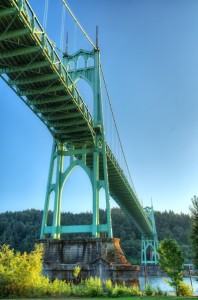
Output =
[
  {"x1": 43, "y1": 0, "x2": 49, "y2": 31},
  {"x1": 73, "y1": 22, "x2": 77, "y2": 54},
  {"x1": 61, "y1": 0, "x2": 97, "y2": 50},
  {"x1": 60, "y1": 5, "x2": 66, "y2": 51}
]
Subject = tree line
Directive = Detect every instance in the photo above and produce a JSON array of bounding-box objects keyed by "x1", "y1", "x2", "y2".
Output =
[{"x1": 0, "y1": 208, "x2": 193, "y2": 264}]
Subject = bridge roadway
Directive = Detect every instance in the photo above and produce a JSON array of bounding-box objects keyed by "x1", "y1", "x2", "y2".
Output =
[{"x1": 0, "y1": 0, "x2": 153, "y2": 237}]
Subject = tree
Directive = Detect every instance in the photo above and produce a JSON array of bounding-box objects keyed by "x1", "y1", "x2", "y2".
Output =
[
  {"x1": 189, "y1": 195, "x2": 198, "y2": 269},
  {"x1": 0, "y1": 209, "x2": 193, "y2": 263},
  {"x1": 158, "y1": 239, "x2": 184, "y2": 296},
  {"x1": 0, "y1": 243, "x2": 45, "y2": 297}
]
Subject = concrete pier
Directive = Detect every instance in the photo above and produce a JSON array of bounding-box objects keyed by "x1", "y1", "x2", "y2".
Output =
[{"x1": 41, "y1": 238, "x2": 139, "y2": 285}]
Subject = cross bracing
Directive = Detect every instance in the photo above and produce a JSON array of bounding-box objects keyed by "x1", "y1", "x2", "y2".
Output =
[{"x1": 0, "y1": 0, "x2": 154, "y2": 238}]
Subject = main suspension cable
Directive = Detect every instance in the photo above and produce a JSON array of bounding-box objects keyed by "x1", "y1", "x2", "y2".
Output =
[{"x1": 100, "y1": 64, "x2": 137, "y2": 195}]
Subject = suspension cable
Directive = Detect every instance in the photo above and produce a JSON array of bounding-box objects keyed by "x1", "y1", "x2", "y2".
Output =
[
  {"x1": 61, "y1": 0, "x2": 97, "y2": 50},
  {"x1": 43, "y1": 0, "x2": 49, "y2": 31},
  {"x1": 100, "y1": 63, "x2": 137, "y2": 194},
  {"x1": 60, "y1": 4, "x2": 66, "y2": 51}
]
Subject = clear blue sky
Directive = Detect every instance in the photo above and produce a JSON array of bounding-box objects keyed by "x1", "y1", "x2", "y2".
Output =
[{"x1": 1, "y1": 0, "x2": 198, "y2": 215}]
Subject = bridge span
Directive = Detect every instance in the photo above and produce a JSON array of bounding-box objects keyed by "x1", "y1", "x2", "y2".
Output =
[{"x1": 0, "y1": 0, "x2": 158, "y2": 264}]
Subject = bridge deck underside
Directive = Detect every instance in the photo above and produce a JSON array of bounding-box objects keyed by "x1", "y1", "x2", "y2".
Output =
[{"x1": 0, "y1": 0, "x2": 152, "y2": 237}]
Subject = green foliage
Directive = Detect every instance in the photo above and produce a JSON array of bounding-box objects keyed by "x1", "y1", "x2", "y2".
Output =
[
  {"x1": 111, "y1": 283, "x2": 129, "y2": 297},
  {"x1": 72, "y1": 265, "x2": 81, "y2": 284},
  {"x1": 83, "y1": 276, "x2": 103, "y2": 296},
  {"x1": 0, "y1": 244, "x2": 142, "y2": 299},
  {"x1": 0, "y1": 208, "x2": 193, "y2": 264},
  {"x1": 73, "y1": 265, "x2": 81, "y2": 278},
  {"x1": 105, "y1": 278, "x2": 113, "y2": 296},
  {"x1": 189, "y1": 195, "x2": 198, "y2": 268},
  {"x1": 177, "y1": 281, "x2": 194, "y2": 296},
  {"x1": 155, "y1": 210, "x2": 193, "y2": 263},
  {"x1": 111, "y1": 282, "x2": 142, "y2": 297},
  {"x1": 144, "y1": 282, "x2": 167, "y2": 297},
  {"x1": 158, "y1": 239, "x2": 184, "y2": 296},
  {"x1": 0, "y1": 243, "x2": 44, "y2": 297},
  {"x1": 144, "y1": 282, "x2": 153, "y2": 295},
  {"x1": 104, "y1": 280, "x2": 141, "y2": 297},
  {"x1": 152, "y1": 286, "x2": 167, "y2": 296},
  {"x1": 0, "y1": 244, "x2": 72, "y2": 298},
  {"x1": 70, "y1": 281, "x2": 85, "y2": 296},
  {"x1": 127, "y1": 284, "x2": 142, "y2": 296}
]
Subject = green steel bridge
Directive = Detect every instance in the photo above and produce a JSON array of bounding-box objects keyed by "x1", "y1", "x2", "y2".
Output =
[{"x1": 0, "y1": 0, "x2": 158, "y2": 263}]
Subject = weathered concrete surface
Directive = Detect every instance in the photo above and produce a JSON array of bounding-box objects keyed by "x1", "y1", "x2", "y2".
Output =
[
  {"x1": 41, "y1": 238, "x2": 139, "y2": 285},
  {"x1": 139, "y1": 264, "x2": 162, "y2": 276}
]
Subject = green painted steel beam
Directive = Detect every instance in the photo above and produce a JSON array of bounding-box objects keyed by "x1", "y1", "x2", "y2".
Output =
[
  {"x1": 10, "y1": 73, "x2": 58, "y2": 85},
  {"x1": 35, "y1": 103, "x2": 76, "y2": 114},
  {"x1": 46, "y1": 111, "x2": 82, "y2": 121},
  {"x1": 54, "y1": 126, "x2": 89, "y2": 134},
  {"x1": 27, "y1": 94, "x2": 71, "y2": 105},
  {"x1": 0, "y1": 7, "x2": 18, "y2": 17},
  {"x1": 19, "y1": 84, "x2": 65, "y2": 96},
  {"x1": 58, "y1": 149, "x2": 93, "y2": 156},
  {"x1": 49, "y1": 118, "x2": 86, "y2": 127},
  {"x1": 0, "y1": 60, "x2": 50, "y2": 74},
  {"x1": 43, "y1": 224, "x2": 109, "y2": 235},
  {"x1": 59, "y1": 136, "x2": 91, "y2": 142},
  {"x1": 98, "y1": 224, "x2": 109, "y2": 232},
  {"x1": 60, "y1": 225, "x2": 94, "y2": 233},
  {"x1": 0, "y1": 28, "x2": 30, "y2": 41},
  {"x1": 0, "y1": 46, "x2": 41, "y2": 59},
  {"x1": 44, "y1": 224, "x2": 92, "y2": 234}
]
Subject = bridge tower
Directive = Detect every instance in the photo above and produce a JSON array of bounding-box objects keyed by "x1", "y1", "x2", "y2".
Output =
[
  {"x1": 141, "y1": 206, "x2": 159, "y2": 264},
  {"x1": 40, "y1": 46, "x2": 113, "y2": 239}
]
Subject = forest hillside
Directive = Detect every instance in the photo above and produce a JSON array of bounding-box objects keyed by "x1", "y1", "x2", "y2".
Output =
[{"x1": 0, "y1": 208, "x2": 193, "y2": 264}]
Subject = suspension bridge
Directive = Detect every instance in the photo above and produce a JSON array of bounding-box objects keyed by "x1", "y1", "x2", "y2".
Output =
[{"x1": 0, "y1": 0, "x2": 158, "y2": 264}]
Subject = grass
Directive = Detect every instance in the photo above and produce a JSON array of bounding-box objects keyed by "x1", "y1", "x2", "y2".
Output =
[
  {"x1": 14, "y1": 297, "x2": 196, "y2": 300},
  {"x1": 59, "y1": 298, "x2": 195, "y2": 300}
]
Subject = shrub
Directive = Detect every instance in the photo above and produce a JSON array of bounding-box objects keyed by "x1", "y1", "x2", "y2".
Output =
[
  {"x1": 0, "y1": 243, "x2": 72, "y2": 298},
  {"x1": 70, "y1": 280, "x2": 84, "y2": 296},
  {"x1": 0, "y1": 244, "x2": 144, "y2": 298},
  {"x1": 73, "y1": 265, "x2": 81, "y2": 282},
  {"x1": 127, "y1": 284, "x2": 142, "y2": 296},
  {"x1": 144, "y1": 282, "x2": 168, "y2": 297},
  {"x1": 144, "y1": 282, "x2": 153, "y2": 296},
  {"x1": 0, "y1": 243, "x2": 45, "y2": 297},
  {"x1": 105, "y1": 279, "x2": 113, "y2": 296},
  {"x1": 177, "y1": 281, "x2": 194, "y2": 296},
  {"x1": 151, "y1": 286, "x2": 168, "y2": 296},
  {"x1": 84, "y1": 276, "x2": 103, "y2": 296},
  {"x1": 111, "y1": 283, "x2": 129, "y2": 297},
  {"x1": 111, "y1": 282, "x2": 142, "y2": 297},
  {"x1": 49, "y1": 278, "x2": 71, "y2": 296}
]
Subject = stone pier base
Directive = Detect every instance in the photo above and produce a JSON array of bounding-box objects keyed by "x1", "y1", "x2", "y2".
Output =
[{"x1": 41, "y1": 238, "x2": 139, "y2": 285}]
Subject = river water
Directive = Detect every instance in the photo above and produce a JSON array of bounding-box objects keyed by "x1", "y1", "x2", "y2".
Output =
[{"x1": 139, "y1": 276, "x2": 198, "y2": 295}]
